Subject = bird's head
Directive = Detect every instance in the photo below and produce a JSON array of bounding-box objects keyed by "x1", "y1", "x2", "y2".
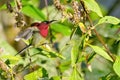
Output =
[
  {"x1": 30, "y1": 20, "x2": 56, "y2": 27},
  {"x1": 30, "y1": 20, "x2": 56, "y2": 38}
]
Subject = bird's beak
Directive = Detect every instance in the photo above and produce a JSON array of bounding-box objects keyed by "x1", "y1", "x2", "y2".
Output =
[{"x1": 49, "y1": 20, "x2": 57, "y2": 23}]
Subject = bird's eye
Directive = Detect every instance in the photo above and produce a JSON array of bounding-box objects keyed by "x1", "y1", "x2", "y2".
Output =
[
  {"x1": 31, "y1": 23, "x2": 40, "y2": 27},
  {"x1": 36, "y1": 23, "x2": 40, "y2": 26}
]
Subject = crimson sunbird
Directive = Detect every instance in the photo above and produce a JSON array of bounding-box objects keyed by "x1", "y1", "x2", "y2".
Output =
[{"x1": 15, "y1": 20, "x2": 56, "y2": 55}]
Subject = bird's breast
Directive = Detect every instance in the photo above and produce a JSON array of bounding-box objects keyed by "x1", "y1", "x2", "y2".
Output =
[{"x1": 39, "y1": 29, "x2": 48, "y2": 38}]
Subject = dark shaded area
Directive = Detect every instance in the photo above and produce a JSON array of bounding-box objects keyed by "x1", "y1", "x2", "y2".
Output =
[{"x1": 96, "y1": 0, "x2": 120, "y2": 18}]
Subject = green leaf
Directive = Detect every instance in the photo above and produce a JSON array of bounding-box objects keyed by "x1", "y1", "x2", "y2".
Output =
[
  {"x1": 22, "y1": 5, "x2": 45, "y2": 20},
  {"x1": 84, "y1": 0, "x2": 103, "y2": 17},
  {"x1": 29, "y1": 0, "x2": 39, "y2": 7},
  {"x1": 71, "y1": 34, "x2": 87, "y2": 66},
  {"x1": 70, "y1": 27, "x2": 77, "y2": 40},
  {"x1": 1, "y1": 55, "x2": 21, "y2": 64},
  {"x1": 0, "y1": 55, "x2": 22, "y2": 67},
  {"x1": 70, "y1": 68, "x2": 83, "y2": 80},
  {"x1": 42, "y1": 51, "x2": 65, "y2": 59},
  {"x1": 96, "y1": 16, "x2": 120, "y2": 26},
  {"x1": 51, "y1": 23, "x2": 71, "y2": 36},
  {"x1": 29, "y1": 47, "x2": 65, "y2": 59},
  {"x1": 24, "y1": 68, "x2": 48, "y2": 80},
  {"x1": 87, "y1": 52, "x2": 96, "y2": 63},
  {"x1": 88, "y1": 44, "x2": 113, "y2": 62},
  {"x1": 50, "y1": 76, "x2": 61, "y2": 80},
  {"x1": 77, "y1": 56, "x2": 86, "y2": 63},
  {"x1": 59, "y1": 60, "x2": 71, "y2": 72},
  {"x1": 113, "y1": 56, "x2": 120, "y2": 77},
  {"x1": 71, "y1": 41, "x2": 79, "y2": 66}
]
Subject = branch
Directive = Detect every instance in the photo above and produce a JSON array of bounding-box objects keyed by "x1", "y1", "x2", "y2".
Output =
[{"x1": 80, "y1": 1, "x2": 115, "y2": 62}]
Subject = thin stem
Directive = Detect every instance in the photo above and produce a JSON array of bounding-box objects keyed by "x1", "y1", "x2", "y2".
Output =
[
  {"x1": 44, "y1": 0, "x2": 49, "y2": 20},
  {"x1": 93, "y1": 29, "x2": 115, "y2": 61},
  {"x1": 27, "y1": 49, "x2": 35, "y2": 71}
]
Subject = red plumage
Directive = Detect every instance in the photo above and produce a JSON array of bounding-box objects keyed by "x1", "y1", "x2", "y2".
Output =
[
  {"x1": 34, "y1": 22, "x2": 49, "y2": 38},
  {"x1": 31, "y1": 20, "x2": 56, "y2": 38}
]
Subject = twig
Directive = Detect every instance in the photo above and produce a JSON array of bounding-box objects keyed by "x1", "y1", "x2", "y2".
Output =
[
  {"x1": 27, "y1": 49, "x2": 35, "y2": 71},
  {"x1": 80, "y1": 1, "x2": 115, "y2": 62},
  {"x1": 44, "y1": 0, "x2": 49, "y2": 20}
]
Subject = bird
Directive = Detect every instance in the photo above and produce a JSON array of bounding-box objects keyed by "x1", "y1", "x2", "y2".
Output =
[{"x1": 15, "y1": 20, "x2": 56, "y2": 55}]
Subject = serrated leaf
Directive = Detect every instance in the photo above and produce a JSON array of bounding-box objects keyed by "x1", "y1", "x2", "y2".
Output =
[
  {"x1": 88, "y1": 44, "x2": 113, "y2": 62},
  {"x1": 96, "y1": 16, "x2": 120, "y2": 26},
  {"x1": 113, "y1": 56, "x2": 120, "y2": 77},
  {"x1": 84, "y1": 0, "x2": 103, "y2": 17},
  {"x1": 22, "y1": 5, "x2": 45, "y2": 20}
]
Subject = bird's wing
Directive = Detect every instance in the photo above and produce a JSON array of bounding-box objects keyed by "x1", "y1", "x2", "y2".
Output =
[{"x1": 15, "y1": 28, "x2": 34, "y2": 41}]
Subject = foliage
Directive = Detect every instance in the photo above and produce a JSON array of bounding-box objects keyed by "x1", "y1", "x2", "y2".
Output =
[{"x1": 0, "y1": 0, "x2": 120, "y2": 80}]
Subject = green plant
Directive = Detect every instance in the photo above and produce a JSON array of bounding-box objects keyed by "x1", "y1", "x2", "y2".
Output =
[{"x1": 0, "y1": 0, "x2": 120, "y2": 80}]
